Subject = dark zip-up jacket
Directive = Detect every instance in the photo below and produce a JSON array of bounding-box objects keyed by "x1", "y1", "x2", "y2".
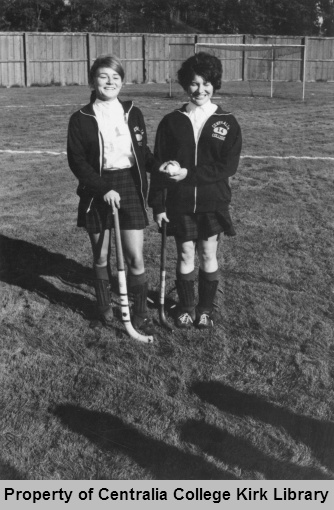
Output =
[
  {"x1": 67, "y1": 99, "x2": 159, "y2": 212},
  {"x1": 148, "y1": 103, "x2": 242, "y2": 216}
]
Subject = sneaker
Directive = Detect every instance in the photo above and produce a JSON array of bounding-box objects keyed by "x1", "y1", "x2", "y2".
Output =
[
  {"x1": 196, "y1": 312, "x2": 213, "y2": 329},
  {"x1": 133, "y1": 316, "x2": 156, "y2": 336},
  {"x1": 98, "y1": 305, "x2": 114, "y2": 326},
  {"x1": 176, "y1": 312, "x2": 194, "y2": 329}
]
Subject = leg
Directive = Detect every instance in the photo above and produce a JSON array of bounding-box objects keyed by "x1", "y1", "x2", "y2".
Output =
[
  {"x1": 174, "y1": 238, "x2": 196, "y2": 328},
  {"x1": 121, "y1": 229, "x2": 154, "y2": 335},
  {"x1": 88, "y1": 230, "x2": 114, "y2": 325},
  {"x1": 196, "y1": 235, "x2": 220, "y2": 328}
]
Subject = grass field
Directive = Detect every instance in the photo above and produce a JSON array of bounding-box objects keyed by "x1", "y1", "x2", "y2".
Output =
[{"x1": 1, "y1": 81, "x2": 334, "y2": 480}]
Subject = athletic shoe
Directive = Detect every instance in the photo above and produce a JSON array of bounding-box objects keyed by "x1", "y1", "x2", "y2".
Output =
[
  {"x1": 176, "y1": 312, "x2": 194, "y2": 329},
  {"x1": 196, "y1": 312, "x2": 213, "y2": 329},
  {"x1": 133, "y1": 316, "x2": 156, "y2": 336},
  {"x1": 98, "y1": 305, "x2": 114, "y2": 326}
]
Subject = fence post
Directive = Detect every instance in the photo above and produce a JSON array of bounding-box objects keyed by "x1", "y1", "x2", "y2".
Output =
[
  {"x1": 23, "y1": 32, "x2": 30, "y2": 87},
  {"x1": 142, "y1": 34, "x2": 146, "y2": 83},
  {"x1": 242, "y1": 34, "x2": 247, "y2": 81},
  {"x1": 302, "y1": 36, "x2": 307, "y2": 101},
  {"x1": 86, "y1": 32, "x2": 92, "y2": 83}
]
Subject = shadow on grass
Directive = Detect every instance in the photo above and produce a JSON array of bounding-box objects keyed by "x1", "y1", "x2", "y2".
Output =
[
  {"x1": 0, "y1": 234, "x2": 119, "y2": 320},
  {"x1": 52, "y1": 403, "x2": 236, "y2": 480},
  {"x1": 180, "y1": 420, "x2": 329, "y2": 480},
  {"x1": 191, "y1": 381, "x2": 334, "y2": 474},
  {"x1": 0, "y1": 458, "x2": 26, "y2": 480}
]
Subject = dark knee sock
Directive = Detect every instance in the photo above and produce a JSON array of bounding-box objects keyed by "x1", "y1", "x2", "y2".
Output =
[
  {"x1": 93, "y1": 265, "x2": 111, "y2": 310},
  {"x1": 197, "y1": 268, "x2": 219, "y2": 315},
  {"x1": 175, "y1": 270, "x2": 195, "y2": 313},
  {"x1": 128, "y1": 272, "x2": 148, "y2": 318}
]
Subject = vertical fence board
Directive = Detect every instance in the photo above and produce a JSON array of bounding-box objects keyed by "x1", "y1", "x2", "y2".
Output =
[
  {"x1": 197, "y1": 35, "x2": 244, "y2": 81},
  {"x1": 244, "y1": 35, "x2": 304, "y2": 82},
  {"x1": 307, "y1": 37, "x2": 334, "y2": 82},
  {"x1": 0, "y1": 33, "x2": 25, "y2": 86},
  {"x1": 90, "y1": 34, "x2": 143, "y2": 83},
  {"x1": 145, "y1": 34, "x2": 195, "y2": 84},
  {"x1": 0, "y1": 32, "x2": 333, "y2": 87}
]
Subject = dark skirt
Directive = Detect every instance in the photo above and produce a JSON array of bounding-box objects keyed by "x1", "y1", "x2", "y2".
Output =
[
  {"x1": 166, "y1": 209, "x2": 236, "y2": 241},
  {"x1": 77, "y1": 167, "x2": 148, "y2": 233}
]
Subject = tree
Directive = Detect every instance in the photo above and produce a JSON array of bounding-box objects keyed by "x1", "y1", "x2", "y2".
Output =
[
  {"x1": 0, "y1": 0, "x2": 329, "y2": 35},
  {"x1": 318, "y1": 0, "x2": 334, "y2": 35},
  {"x1": 0, "y1": 0, "x2": 67, "y2": 31}
]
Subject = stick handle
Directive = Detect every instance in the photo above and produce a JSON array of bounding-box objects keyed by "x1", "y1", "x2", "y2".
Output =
[
  {"x1": 112, "y1": 204, "x2": 153, "y2": 343},
  {"x1": 113, "y1": 203, "x2": 125, "y2": 272},
  {"x1": 159, "y1": 202, "x2": 173, "y2": 331},
  {"x1": 160, "y1": 219, "x2": 167, "y2": 306}
]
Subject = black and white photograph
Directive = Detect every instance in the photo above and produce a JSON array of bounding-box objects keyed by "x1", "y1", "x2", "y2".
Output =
[{"x1": 0, "y1": 0, "x2": 334, "y2": 486}]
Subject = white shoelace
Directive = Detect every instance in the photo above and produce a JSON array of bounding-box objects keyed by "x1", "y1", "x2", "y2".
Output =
[{"x1": 179, "y1": 313, "x2": 193, "y2": 324}]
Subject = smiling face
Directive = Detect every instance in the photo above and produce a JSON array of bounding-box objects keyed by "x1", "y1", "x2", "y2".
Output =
[
  {"x1": 187, "y1": 74, "x2": 214, "y2": 107},
  {"x1": 93, "y1": 67, "x2": 123, "y2": 101}
]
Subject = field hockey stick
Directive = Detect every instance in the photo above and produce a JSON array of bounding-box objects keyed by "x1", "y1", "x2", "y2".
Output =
[
  {"x1": 112, "y1": 204, "x2": 153, "y2": 344},
  {"x1": 159, "y1": 192, "x2": 174, "y2": 331}
]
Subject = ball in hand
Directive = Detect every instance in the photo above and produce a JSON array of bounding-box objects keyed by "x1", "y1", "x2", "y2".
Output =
[{"x1": 165, "y1": 160, "x2": 180, "y2": 176}]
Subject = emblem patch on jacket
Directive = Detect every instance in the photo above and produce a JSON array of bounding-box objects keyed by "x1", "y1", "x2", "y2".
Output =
[
  {"x1": 212, "y1": 121, "x2": 230, "y2": 141},
  {"x1": 134, "y1": 126, "x2": 144, "y2": 145}
]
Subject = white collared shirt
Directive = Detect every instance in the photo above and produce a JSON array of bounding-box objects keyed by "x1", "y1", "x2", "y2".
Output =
[
  {"x1": 93, "y1": 98, "x2": 135, "y2": 170},
  {"x1": 186, "y1": 100, "x2": 217, "y2": 141}
]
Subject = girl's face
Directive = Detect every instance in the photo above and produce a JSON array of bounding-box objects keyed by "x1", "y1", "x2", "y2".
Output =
[
  {"x1": 187, "y1": 74, "x2": 214, "y2": 107},
  {"x1": 93, "y1": 67, "x2": 123, "y2": 101}
]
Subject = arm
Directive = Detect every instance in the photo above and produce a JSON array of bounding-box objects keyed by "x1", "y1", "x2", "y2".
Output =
[
  {"x1": 67, "y1": 114, "x2": 115, "y2": 196},
  {"x1": 136, "y1": 108, "x2": 161, "y2": 174},
  {"x1": 148, "y1": 118, "x2": 172, "y2": 215},
  {"x1": 185, "y1": 121, "x2": 242, "y2": 186}
]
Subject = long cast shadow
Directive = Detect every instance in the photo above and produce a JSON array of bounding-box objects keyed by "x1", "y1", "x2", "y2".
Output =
[
  {"x1": 0, "y1": 458, "x2": 26, "y2": 480},
  {"x1": 0, "y1": 234, "x2": 117, "y2": 319},
  {"x1": 191, "y1": 381, "x2": 334, "y2": 472},
  {"x1": 52, "y1": 403, "x2": 236, "y2": 480},
  {"x1": 180, "y1": 419, "x2": 330, "y2": 480}
]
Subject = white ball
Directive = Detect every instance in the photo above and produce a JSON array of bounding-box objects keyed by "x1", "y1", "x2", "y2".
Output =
[{"x1": 165, "y1": 161, "x2": 180, "y2": 175}]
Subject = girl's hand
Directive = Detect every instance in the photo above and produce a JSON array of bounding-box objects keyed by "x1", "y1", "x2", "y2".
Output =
[
  {"x1": 167, "y1": 167, "x2": 187, "y2": 181},
  {"x1": 103, "y1": 190, "x2": 120, "y2": 208},
  {"x1": 160, "y1": 160, "x2": 187, "y2": 181},
  {"x1": 154, "y1": 212, "x2": 169, "y2": 228}
]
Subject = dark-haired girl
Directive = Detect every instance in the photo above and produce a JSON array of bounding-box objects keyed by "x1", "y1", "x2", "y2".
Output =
[
  {"x1": 149, "y1": 52, "x2": 242, "y2": 329},
  {"x1": 67, "y1": 54, "x2": 159, "y2": 333}
]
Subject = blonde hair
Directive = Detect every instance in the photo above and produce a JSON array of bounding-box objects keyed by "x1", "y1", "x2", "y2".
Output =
[{"x1": 88, "y1": 54, "x2": 125, "y2": 87}]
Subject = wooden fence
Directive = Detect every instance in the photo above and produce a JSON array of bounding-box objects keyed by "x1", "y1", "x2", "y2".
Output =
[{"x1": 0, "y1": 32, "x2": 333, "y2": 87}]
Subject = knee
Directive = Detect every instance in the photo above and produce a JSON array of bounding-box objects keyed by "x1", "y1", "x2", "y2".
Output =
[
  {"x1": 200, "y1": 250, "x2": 217, "y2": 266},
  {"x1": 94, "y1": 247, "x2": 109, "y2": 266},
  {"x1": 127, "y1": 251, "x2": 144, "y2": 273},
  {"x1": 179, "y1": 244, "x2": 195, "y2": 266}
]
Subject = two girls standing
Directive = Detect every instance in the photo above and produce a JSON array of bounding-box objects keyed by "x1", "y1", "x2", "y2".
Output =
[{"x1": 67, "y1": 52, "x2": 241, "y2": 333}]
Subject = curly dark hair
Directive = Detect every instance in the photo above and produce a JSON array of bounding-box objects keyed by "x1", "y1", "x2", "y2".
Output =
[{"x1": 177, "y1": 52, "x2": 222, "y2": 91}]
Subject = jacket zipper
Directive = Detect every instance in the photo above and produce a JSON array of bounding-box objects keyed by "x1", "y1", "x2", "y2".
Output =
[
  {"x1": 127, "y1": 104, "x2": 147, "y2": 210},
  {"x1": 80, "y1": 102, "x2": 148, "y2": 213},
  {"x1": 180, "y1": 107, "x2": 226, "y2": 214},
  {"x1": 80, "y1": 110, "x2": 104, "y2": 213},
  {"x1": 194, "y1": 122, "x2": 208, "y2": 212}
]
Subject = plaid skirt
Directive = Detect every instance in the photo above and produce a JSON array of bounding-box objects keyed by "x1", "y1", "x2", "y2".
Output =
[
  {"x1": 165, "y1": 209, "x2": 236, "y2": 241},
  {"x1": 78, "y1": 167, "x2": 148, "y2": 233}
]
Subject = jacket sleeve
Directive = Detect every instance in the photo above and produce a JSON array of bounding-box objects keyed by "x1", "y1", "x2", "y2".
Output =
[
  {"x1": 136, "y1": 108, "x2": 161, "y2": 174},
  {"x1": 185, "y1": 120, "x2": 242, "y2": 186},
  {"x1": 148, "y1": 117, "x2": 171, "y2": 214},
  {"x1": 67, "y1": 113, "x2": 115, "y2": 196}
]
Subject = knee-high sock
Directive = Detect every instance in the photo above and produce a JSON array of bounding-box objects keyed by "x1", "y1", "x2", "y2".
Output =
[
  {"x1": 197, "y1": 268, "x2": 219, "y2": 315},
  {"x1": 128, "y1": 272, "x2": 148, "y2": 318},
  {"x1": 93, "y1": 265, "x2": 111, "y2": 311},
  {"x1": 175, "y1": 270, "x2": 195, "y2": 313}
]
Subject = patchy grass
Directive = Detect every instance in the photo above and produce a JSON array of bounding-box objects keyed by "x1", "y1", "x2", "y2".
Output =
[{"x1": 0, "y1": 83, "x2": 334, "y2": 480}]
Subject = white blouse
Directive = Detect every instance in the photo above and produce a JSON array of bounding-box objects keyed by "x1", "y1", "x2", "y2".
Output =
[
  {"x1": 93, "y1": 98, "x2": 135, "y2": 170},
  {"x1": 186, "y1": 100, "x2": 217, "y2": 141}
]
